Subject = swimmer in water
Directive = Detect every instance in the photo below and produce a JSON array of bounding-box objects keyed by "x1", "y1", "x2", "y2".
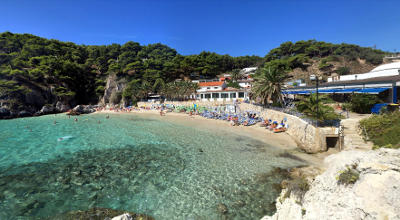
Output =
[
  {"x1": 53, "y1": 120, "x2": 57, "y2": 125},
  {"x1": 106, "y1": 115, "x2": 110, "y2": 119},
  {"x1": 74, "y1": 118, "x2": 78, "y2": 122},
  {"x1": 58, "y1": 136, "x2": 72, "y2": 141}
]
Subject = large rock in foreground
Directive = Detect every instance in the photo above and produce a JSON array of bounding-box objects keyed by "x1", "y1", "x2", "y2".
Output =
[{"x1": 262, "y1": 148, "x2": 400, "y2": 220}]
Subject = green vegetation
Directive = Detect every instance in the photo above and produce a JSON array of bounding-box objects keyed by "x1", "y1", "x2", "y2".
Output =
[
  {"x1": 360, "y1": 111, "x2": 400, "y2": 149},
  {"x1": 264, "y1": 40, "x2": 386, "y2": 72},
  {"x1": 282, "y1": 175, "x2": 310, "y2": 201},
  {"x1": 337, "y1": 166, "x2": 360, "y2": 185},
  {"x1": 318, "y1": 58, "x2": 333, "y2": 70},
  {"x1": 0, "y1": 32, "x2": 262, "y2": 107},
  {"x1": 348, "y1": 94, "x2": 382, "y2": 114},
  {"x1": 287, "y1": 176, "x2": 310, "y2": 194},
  {"x1": 225, "y1": 69, "x2": 243, "y2": 89},
  {"x1": 250, "y1": 66, "x2": 289, "y2": 105},
  {"x1": 336, "y1": 66, "x2": 351, "y2": 75},
  {"x1": 0, "y1": 32, "x2": 388, "y2": 110},
  {"x1": 225, "y1": 80, "x2": 241, "y2": 89},
  {"x1": 296, "y1": 94, "x2": 341, "y2": 121},
  {"x1": 159, "y1": 81, "x2": 199, "y2": 101}
]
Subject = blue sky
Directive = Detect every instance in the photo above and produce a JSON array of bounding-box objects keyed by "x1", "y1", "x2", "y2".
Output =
[{"x1": 1, "y1": 0, "x2": 399, "y2": 56}]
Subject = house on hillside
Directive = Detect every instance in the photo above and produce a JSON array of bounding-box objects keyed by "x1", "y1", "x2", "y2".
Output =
[
  {"x1": 194, "y1": 78, "x2": 250, "y2": 102},
  {"x1": 191, "y1": 67, "x2": 257, "y2": 101}
]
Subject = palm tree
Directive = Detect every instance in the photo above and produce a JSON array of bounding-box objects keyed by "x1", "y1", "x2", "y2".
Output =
[
  {"x1": 250, "y1": 66, "x2": 289, "y2": 106},
  {"x1": 296, "y1": 93, "x2": 339, "y2": 121},
  {"x1": 153, "y1": 78, "x2": 165, "y2": 92},
  {"x1": 160, "y1": 81, "x2": 199, "y2": 101},
  {"x1": 230, "y1": 69, "x2": 243, "y2": 82}
]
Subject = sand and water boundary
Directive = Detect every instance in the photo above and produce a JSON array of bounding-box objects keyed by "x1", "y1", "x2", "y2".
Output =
[{"x1": 95, "y1": 109, "x2": 334, "y2": 167}]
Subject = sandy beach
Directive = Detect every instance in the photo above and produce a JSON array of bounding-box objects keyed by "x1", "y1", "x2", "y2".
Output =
[{"x1": 96, "y1": 109, "x2": 333, "y2": 167}]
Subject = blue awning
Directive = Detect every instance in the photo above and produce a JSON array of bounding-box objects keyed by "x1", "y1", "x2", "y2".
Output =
[
  {"x1": 284, "y1": 89, "x2": 358, "y2": 94},
  {"x1": 283, "y1": 87, "x2": 389, "y2": 95},
  {"x1": 317, "y1": 88, "x2": 361, "y2": 94},
  {"x1": 355, "y1": 88, "x2": 389, "y2": 94},
  {"x1": 283, "y1": 88, "x2": 370, "y2": 94},
  {"x1": 318, "y1": 89, "x2": 338, "y2": 94},
  {"x1": 282, "y1": 91, "x2": 311, "y2": 94},
  {"x1": 335, "y1": 88, "x2": 360, "y2": 93},
  {"x1": 296, "y1": 91, "x2": 312, "y2": 94}
]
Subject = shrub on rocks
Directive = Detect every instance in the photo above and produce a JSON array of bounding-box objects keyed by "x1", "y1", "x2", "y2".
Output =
[
  {"x1": 282, "y1": 175, "x2": 310, "y2": 201},
  {"x1": 337, "y1": 166, "x2": 359, "y2": 185}
]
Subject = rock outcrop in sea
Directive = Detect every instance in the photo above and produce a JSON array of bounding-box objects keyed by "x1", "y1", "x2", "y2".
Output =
[
  {"x1": 262, "y1": 148, "x2": 400, "y2": 220},
  {"x1": 71, "y1": 104, "x2": 97, "y2": 114}
]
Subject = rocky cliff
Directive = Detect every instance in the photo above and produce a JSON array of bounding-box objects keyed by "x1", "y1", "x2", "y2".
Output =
[
  {"x1": 262, "y1": 148, "x2": 400, "y2": 220},
  {"x1": 100, "y1": 74, "x2": 126, "y2": 107},
  {"x1": 288, "y1": 58, "x2": 379, "y2": 85},
  {"x1": 0, "y1": 76, "x2": 73, "y2": 118}
]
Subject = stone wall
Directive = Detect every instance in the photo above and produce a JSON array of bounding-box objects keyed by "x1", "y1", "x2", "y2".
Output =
[{"x1": 238, "y1": 103, "x2": 336, "y2": 153}]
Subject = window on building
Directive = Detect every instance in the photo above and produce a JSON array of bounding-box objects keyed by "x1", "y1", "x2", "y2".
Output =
[
  {"x1": 212, "y1": 93, "x2": 219, "y2": 98},
  {"x1": 205, "y1": 93, "x2": 211, "y2": 99},
  {"x1": 207, "y1": 87, "x2": 210, "y2": 89},
  {"x1": 200, "y1": 94, "x2": 204, "y2": 99},
  {"x1": 214, "y1": 87, "x2": 219, "y2": 89},
  {"x1": 238, "y1": 92, "x2": 245, "y2": 98},
  {"x1": 230, "y1": 93, "x2": 236, "y2": 98},
  {"x1": 221, "y1": 93, "x2": 229, "y2": 98}
]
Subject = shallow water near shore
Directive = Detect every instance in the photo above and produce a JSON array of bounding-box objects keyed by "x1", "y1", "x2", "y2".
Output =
[{"x1": 0, "y1": 113, "x2": 306, "y2": 219}]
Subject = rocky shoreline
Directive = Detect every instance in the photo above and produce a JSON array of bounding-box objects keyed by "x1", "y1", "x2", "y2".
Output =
[
  {"x1": 0, "y1": 104, "x2": 97, "y2": 119},
  {"x1": 261, "y1": 148, "x2": 400, "y2": 220}
]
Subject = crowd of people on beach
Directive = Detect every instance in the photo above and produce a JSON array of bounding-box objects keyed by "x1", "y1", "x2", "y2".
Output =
[
  {"x1": 24, "y1": 103, "x2": 288, "y2": 135},
  {"x1": 96, "y1": 103, "x2": 289, "y2": 133}
]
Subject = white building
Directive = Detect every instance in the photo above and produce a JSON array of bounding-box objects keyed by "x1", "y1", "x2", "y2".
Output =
[
  {"x1": 193, "y1": 67, "x2": 257, "y2": 102},
  {"x1": 195, "y1": 78, "x2": 249, "y2": 101},
  {"x1": 284, "y1": 62, "x2": 400, "y2": 103},
  {"x1": 241, "y1": 67, "x2": 258, "y2": 75},
  {"x1": 327, "y1": 62, "x2": 400, "y2": 82}
]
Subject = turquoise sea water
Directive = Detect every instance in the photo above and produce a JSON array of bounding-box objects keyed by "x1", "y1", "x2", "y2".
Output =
[{"x1": 0, "y1": 113, "x2": 306, "y2": 219}]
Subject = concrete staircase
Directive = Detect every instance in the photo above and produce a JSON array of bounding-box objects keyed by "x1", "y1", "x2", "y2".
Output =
[{"x1": 341, "y1": 116, "x2": 374, "y2": 150}]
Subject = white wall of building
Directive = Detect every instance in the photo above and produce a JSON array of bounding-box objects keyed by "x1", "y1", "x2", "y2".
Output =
[
  {"x1": 328, "y1": 62, "x2": 400, "y2": 82},
  {"x1": 238, "y1": 82, "x2": 251, "y2": 88},
  {"x1": 196, "y1": 91, "x2": 248, "y2": 102},
  {"x1": 197, "y1": 86, "x2": 223, "y2": 92}
]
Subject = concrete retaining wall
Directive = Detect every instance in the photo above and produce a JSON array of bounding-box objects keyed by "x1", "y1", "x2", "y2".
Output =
[{"x1": 238, "y1": 103, "x2": 334, "y2": 153}]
